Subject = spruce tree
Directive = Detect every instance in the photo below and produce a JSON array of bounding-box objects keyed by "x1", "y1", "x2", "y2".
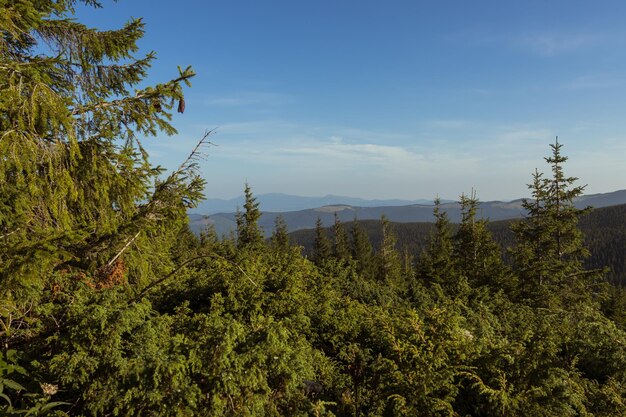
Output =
[
  {"x1": 351, "y1": 219, "x2": 374, "y2": 278},
  {"x1": 418, "y1": 197, "x2": 454, "y2": 287},
  {"x1": 235, "y1": 183, "x2": 264, "y2": 249},
  {"x1": 376, "y1": 215, "x2": 402, "y2": 285},
  {"x1": 0, "y1": 0, "x2": 201, "y2": 310},
  {"x1": 0, "y1": 1, "x2": 202, "y2": 413},
  {"x1": 332, "y1": 213, "x2": 351, "y2": 262},
  {"x1": 312, "y1": 217, "x2": 332, "y2": 264},
  {"x1": 453, "y1": 191, "x2": 508, "y2": 294},
  {"x1": 270, "y1": 215, "x2": 290, "y2": 252},
  {"x1": 512, "y1": 139, "x2": 603, "y2": 307}
]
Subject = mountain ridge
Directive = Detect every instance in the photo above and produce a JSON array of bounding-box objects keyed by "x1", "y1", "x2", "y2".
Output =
[
  {"x1": 192, "y1": 192, "x2": 447, "y2": 214},
  {"x1": 189, "y1": 189, "x2": 626, "y2": 237}
]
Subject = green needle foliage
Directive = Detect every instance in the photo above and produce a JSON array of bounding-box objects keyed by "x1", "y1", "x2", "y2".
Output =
[
  {"x1": 512, "y1": 139, "x2": 605, "y2": 308},
  {"x1": 1, "y1": 3, "x2": 626, "y2": 416},
  {"x1": 0, "y1": 0, "x2": 201, "y2": 299},
  {"x1": 236, "y1": 184, "x2": 264, "y2": 250}
]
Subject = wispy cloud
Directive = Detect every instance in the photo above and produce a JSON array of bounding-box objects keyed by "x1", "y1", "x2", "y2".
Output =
[
  {"x1": 564, "y1": 73, "x2": 626, "y2": 90},
  {"x1": 217, "y1": 120, "x2": 300, "y2": 135},
  {"x1": 276, "y1": 141, "x2": 425, "y2": 170},
  {"x1": 448, "y1": 29, "x2": 613, "y2": 57},
  {"x1": 517, "y1": 32, "x2": 607, "y2": 56},
  {"x1": 144, "y1": 118, "x2": 624, "y2": 200}
]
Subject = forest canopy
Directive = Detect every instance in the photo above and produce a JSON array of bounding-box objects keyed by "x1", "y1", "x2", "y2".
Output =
[{"x1": 1, "y1": 1, "x2": 626, "y2": 416}]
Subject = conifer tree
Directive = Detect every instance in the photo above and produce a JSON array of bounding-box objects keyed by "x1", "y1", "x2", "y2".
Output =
[
  {"x1": 376, "y1": 216, "x2": 402, "y2": 285},
  {"x1": 512, "y1": 139, "x2": 602, "y2": 307},
  {"x1": 332, "y1": 213, "x2": 351, "y2": 262},
  {"x1": 0, "y1": 0, "x2": 201, "y2": 310},
  {"x1": 0, "y1": 1, "x2": 202, "y2": 413},
  {"x1": 235, "y1": 183, "x2": 264, "y2": 249},
  {"x1": 401, "y1": 248, "x2": 415, "y2": 283},
  {"x1": 418, "y1": 197, "x2": 454, "y2": 287},
  {"x1": 313, "y1": 218, "x2": 332, "y2": 264},
  {"x1": 453, "y1": 191, "x2": 508, "y2": 294},
  {"x1": 351, "y1": 219, "x2": 374, "y2": 278},
  {"x1": 270, "y1": 215, "x2": 290, "y2": 252}
]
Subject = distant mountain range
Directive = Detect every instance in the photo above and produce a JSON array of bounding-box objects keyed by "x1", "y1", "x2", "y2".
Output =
[
  {"x1": 192, "y1": 193, "x2": 442, "y2": 214},
  {"x1": 188, "y1": 189, "x2": 626, "y2": 237}
]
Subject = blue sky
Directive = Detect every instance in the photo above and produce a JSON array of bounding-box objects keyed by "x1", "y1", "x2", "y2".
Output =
[{"x1": 79, "y1": 1, "x2": 626, "y2": 200}]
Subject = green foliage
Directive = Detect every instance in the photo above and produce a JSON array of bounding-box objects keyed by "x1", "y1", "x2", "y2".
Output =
[
  {"x1": 270, "y1": 215, "x2": 291, "y2": 253},
  {"x1": 418, "y1": 197, "x2": 454, "y2": 288},
  {"x1": 511, "y1": 139, "x2": 604, "y2": 308},
  {"x1": 0, "y1": 0, "x2": 201, "y2": 304},
  {"x1": 453, "y1": 191, "x2": 510, "y2": 294},
  {"x1": 2, "y1": 2, "x2": 626, "y2": 416},
  {"x1": 350, "y1": 220, "x2": 374, "y2": 280},
  {"x1": 332, "y1": 214, "x2": 351, "y2": 263},
  {"x1": 374, "y1": 216, "x2": 405, "y2": 299},
  {"x1": 0, "y1": 349, "x2": 68, "y2": 416},
  {"x1": 236, "y1": 184, "x2": 264, "y2": 249},
  {"x1": 313, "y1": 218, "x2": 332, "y2": 265}
]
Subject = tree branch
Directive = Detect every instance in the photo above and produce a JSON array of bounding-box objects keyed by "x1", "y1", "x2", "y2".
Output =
[
  {"x1": 130, "y1": 252, "x2": 258, "y2": 303},
  {"x1": 106, "y1": 231, "x2": 140, "y2": 267}
]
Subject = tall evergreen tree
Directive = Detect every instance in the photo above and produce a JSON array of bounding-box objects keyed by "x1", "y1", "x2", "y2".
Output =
[
  {"x1": 401, "y1": 248, "x2": 416, "y2": 284},
  {"x1": 270, "y1": 215, "x2": 290, "y2": 252},
  {"x1": 351, "y1": 219, "x2": 374, "y2": 278},
  {"x1": 0, "y1": 1, "x2": 202, "y2": 413},
  {"x1": 0, "y1": 0, "x2": 200, "y2": 312},
  {"x1": 376, "y1": 216, "x2": 402, "y2": 285},
  {"x1": 512, "y1": 139, "x2": 603, "y2": 307},
  {"x1": 332, "y1": 213, "x2": 351, "y2": 262},
  {"x1": 235, "y1": 183, "x2": 264, "y2": 249},
  {"x1": 313, "y1": 218, "x2": 332, "y2": 264},
  {"x1": 453, "y1": 191, "x2": 508, "y2": 294},
  {"x1": 418, "y1": 197, "x2": 454, "y2": 287}
]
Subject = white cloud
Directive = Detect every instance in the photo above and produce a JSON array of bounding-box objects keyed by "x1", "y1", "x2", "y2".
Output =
[
  {"x1": 275, "y1": 141, "x2": 425, "y2": 171},
  {"x1": 144, "y1": 118, "x2": 626, "y2": 201}
]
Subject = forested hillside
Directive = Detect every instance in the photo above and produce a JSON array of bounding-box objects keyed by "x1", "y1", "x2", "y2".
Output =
[
  {"x1": 2, "y1": 2, "x2": 626, "y2": 417},
  {"x1": 291, "y1": 203, "x2": 626, "y2": 285}
]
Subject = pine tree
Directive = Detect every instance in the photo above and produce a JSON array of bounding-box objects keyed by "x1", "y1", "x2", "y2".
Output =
[
  {"x1": 0, "y1": 0, "x2": 201, "y2": 308},
  {"x1": 512, "y1": 139, "x2": 603, "y2": 307},
  {"x1": 332, "y1": 213, "x2": 351, "y2": 262},
  {"x1": 401, "y1": 248, "x2": 416, "y2": 284},
  {"x1": 418, "y1": 197, "x2": 454, "y2": 287},
  {"x1": 270, "y1": 215, "x2": 290, "y2": 252},
  {"x1": 0, "y1": 1, "x2": 203, "y2": 413},
  {"x1": 376, "y1": 216, "x2": 402, "y2": 285},
  {"x1": 236, "y1": 183, "x2": 264, "y2": 249},
  {"x1": 351, "y1": 219, "x2": 374, "y2": 278},
  {"x1": 313, "y1": 218, "x2": 332, "y2": 264},
  {"x1": 453, "y1": 191, "x2": 508, "y2": 294}
]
